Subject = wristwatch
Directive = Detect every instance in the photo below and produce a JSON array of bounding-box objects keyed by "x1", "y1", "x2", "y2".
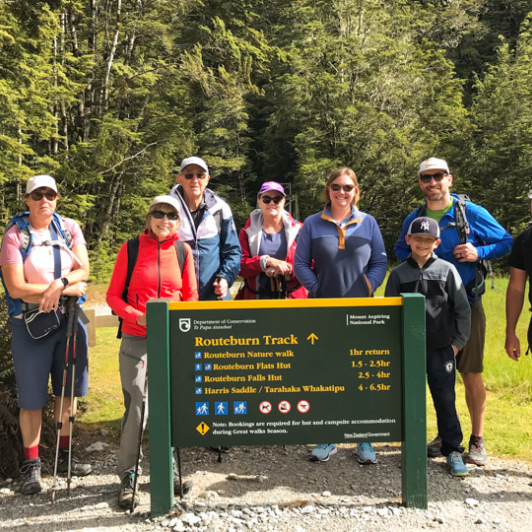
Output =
[{"x1": 60, "y1": 277, "x2": 69, "y2": 289}]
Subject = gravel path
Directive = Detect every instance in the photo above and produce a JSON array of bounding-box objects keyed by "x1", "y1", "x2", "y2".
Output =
[
  {"x1": 4, "y1": 300, "x2": 527, "y2": 530},
  {"x1": 1, "y1": 439, "x2": 531, "y2": 531}
]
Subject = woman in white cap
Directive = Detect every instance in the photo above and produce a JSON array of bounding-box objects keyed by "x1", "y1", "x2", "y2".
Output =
[
  {"x1": 0, "y1": 174, "x2": 91, "y2": 495},
  {"x1": 106, "y1": 195, "x2": 198, "y2": 508},
  {"x1": 236, "y1": 181, "x2": 307, "y2": 299}
]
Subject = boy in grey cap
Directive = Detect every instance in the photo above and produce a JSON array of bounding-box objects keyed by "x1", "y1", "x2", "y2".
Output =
[{"x1": 386, "y1": 217, "x2": 471, "y2": 476}]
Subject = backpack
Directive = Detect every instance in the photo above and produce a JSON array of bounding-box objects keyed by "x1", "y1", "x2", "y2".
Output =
[
  {"x1": 2, "y1": 211, "x2": 73, "y2": 258},
  {"x1": 116, "y1": 236, "x2": 187, "y2": 338},
  {"x1": 0, "y1": 211, "x2": 75, "y2": 316},
  {"x1": 417, "y1": 194, "x2": 493, "y2": 299}
]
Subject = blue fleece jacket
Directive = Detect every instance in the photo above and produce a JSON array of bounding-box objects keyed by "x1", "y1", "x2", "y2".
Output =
[
  {"x1": 294, "y1": 206, "x2": 387, "y2": 298},
  {"x1": 394, "y1": 194, "x2": 512, "y2": 299}
]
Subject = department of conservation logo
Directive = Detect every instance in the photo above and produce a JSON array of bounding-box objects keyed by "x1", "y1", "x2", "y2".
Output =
[{"x1": 179, "y1": 318, "x2": 191, "y2": 332}]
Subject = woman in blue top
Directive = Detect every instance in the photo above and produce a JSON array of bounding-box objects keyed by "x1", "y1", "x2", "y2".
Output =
[{"x1": 294, "y1": 166, "x2": 387, "y2": 464}]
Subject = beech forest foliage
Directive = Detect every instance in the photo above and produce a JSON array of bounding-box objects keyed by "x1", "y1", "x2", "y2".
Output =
[{"x1": 1, "y1": 0, "x2": 532, "y2": 276}]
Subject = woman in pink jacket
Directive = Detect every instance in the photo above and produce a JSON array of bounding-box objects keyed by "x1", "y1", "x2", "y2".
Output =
[
  {"x1": 106, "y1": 195, "x2": 198, "y2": 508},
  {"x1": 236, "y1": 182, "x2": 306, "y2": 299}
]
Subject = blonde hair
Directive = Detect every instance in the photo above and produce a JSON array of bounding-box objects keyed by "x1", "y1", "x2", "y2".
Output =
[{"x1": 320, "y1": 167, "x2": 360, "y2": 205}]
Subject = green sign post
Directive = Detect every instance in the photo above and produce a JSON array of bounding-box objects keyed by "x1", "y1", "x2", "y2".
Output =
[{"x1": 147, "y1": 294, "x2": 427, "y2": 516}]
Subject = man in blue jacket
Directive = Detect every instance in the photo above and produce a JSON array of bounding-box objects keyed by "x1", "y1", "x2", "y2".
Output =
[
  {"x1": 170, "y1": 156, "x2": 241, "y2": 300},
  {"x1": 395, "y1": 157, "x2": 512, "y2": 466}
]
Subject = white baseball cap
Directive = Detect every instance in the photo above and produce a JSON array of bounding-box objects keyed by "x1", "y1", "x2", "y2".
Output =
[
  {"x1": 418, "y1": 157, "x2": 450, "y2": 176},
  {"x1": 26, "y1": 175, "x2": 58, "y2": 194},
  {"x1": 179, "y1": 156, "x2": 209, "y2": 174},
  {"x1": 149, "y1": 195, "x2": 181, "y2": 213}
]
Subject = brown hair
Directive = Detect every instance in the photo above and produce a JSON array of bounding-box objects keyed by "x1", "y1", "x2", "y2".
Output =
[{"x1": 320, "y1": 167, "x2": 360, "y2": 205}]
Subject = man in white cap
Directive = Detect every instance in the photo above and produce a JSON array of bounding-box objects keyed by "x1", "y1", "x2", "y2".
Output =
[
  {"x1": 505, "y1": 190, "x2": 532, "y2": 362},
  {"x1": 170, "y1": 156, "x2": 241, "y2": 300},
  {"x1": 395, "y1": 157, "x2": 512, "y2": 466}
]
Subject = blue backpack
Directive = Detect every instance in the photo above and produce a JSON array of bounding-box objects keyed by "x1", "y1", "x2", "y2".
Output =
[{"x1": 0, "y1": 211, "x2": 74, "y2": 315}]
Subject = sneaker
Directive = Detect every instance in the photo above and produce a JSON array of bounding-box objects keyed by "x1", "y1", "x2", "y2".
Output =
[
  {"x1": 57, "y1": 449, "x2": 92, "y2": 477},
  {"x1": 427, "y1": 436, "x2": 442, "y2": 457},
  {"x1": 19, "y1": 458, "x2": 42, "y2": 495},
  {"x1": 446, "y1": 451, "x2": 469, "y2": 477},
  {"x1": 118, "y1": 472, "x2": 139, "y2": 509},
  {"x1": 174, "y1": 478, "x2": 193, "y2": 496},
  {"x1": 310, "y1": 443, "x2": 337, "y2": 462},
  {"x1": 466, "y1": 435, "x2": 487, "y2": 466},
  {"x1": 356, "y1": 443, "x2": 377, "y2": 464}
]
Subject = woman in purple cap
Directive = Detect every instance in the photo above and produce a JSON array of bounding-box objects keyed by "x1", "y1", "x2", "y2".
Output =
[{"x1": 236, "y1": 181, "x2": 307, "y2": 299}]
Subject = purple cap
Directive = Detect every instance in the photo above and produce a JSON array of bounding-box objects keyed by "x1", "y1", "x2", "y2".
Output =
[{"x1": 258, "y1": 181, "x2": 285, "y2": 197}]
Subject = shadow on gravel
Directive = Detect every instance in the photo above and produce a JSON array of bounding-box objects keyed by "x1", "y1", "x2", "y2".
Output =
[{"x1": 162, "y1": 443, "x2": 532, "y2": 506}]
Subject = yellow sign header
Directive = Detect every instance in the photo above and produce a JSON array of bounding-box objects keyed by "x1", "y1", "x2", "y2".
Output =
[{"x1": 167, "y1": 297, "x2": 403, "y2": 311}]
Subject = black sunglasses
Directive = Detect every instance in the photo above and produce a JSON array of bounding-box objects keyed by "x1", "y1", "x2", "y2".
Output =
[
  {"x1": 151, "y1": 210, "x2": 179, "y2": 220},
  {"x1": 30, "y1": 190, "x2": 58, "y2": 201},
  {"x1": 330, "y1": 183, "x2": 355, "y2": 192},
  {"x1": 184, "y1": 172, "x2": 207, "y2": 180},
  {"x1": 261, "y1": 195, "x2": 283, "y2": 205},
  {"x1": 419, "y1": 172, "x2": 447, "y2": 183}
]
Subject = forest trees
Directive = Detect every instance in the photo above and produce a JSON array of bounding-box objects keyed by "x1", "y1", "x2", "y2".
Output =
[{"x1": 1, "y1": 0, "x2": 532, "y2": 276}]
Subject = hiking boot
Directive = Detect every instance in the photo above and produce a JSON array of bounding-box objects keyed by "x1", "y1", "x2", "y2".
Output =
[
  {"x1": 174, "y1": 478, "x2": 193, "y2": 496},
  {"x1": 356, "y1": 442, "x2": 377, "y2": 464},
  {"x1": 466, "y1": 435, "x2": 487, "y2": 466},
  {"x1": 118, "y1": 472, "x2": 139, "y2": 509},
  {"x1": 57, "y1": 449, "x2": 92, "y2": 477},
  {"x1": 310, "y1": 443, "x2": 337, "y2": 462},
  {"x1": 446, "y1": 451, "x2": 469, "y2": 477},
  {"x1": 19, "y1": 458, "x2": 42, "y2": 495},
  {"x1": 208, "y1": 446, "x2": 230, "y2": 453},
  {"x1": 427, "y1": 436, "x2": 442, "y2": 457}
]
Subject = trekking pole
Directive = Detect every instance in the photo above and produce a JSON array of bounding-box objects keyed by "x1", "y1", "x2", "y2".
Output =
[
  {"x1": 175, "y1": 447, "x2": 184, "y2": 498},
  {"x1": 51, "y1": 297, "x2": 76, "y2": 504},
  {"x1": 131, "y1": 375, "x2": 148, "y2": 513},
  {"x1": 67, "y1": 299, "x2": 80, "y2": 497}
]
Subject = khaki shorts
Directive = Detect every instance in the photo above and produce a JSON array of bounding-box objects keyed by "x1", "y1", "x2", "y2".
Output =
[{"x1": 456, "y1": 300, "x2": 486, "y2": 374}]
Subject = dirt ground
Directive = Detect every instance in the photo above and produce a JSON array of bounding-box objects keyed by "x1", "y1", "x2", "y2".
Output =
[{"x1": 1, "y1": 429, "x2": 532, "y2": 531}]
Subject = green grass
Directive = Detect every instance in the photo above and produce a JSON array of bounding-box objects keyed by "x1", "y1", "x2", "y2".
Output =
[{"x1": 80, "y1": 278, "x2": 532, "y2": 460}]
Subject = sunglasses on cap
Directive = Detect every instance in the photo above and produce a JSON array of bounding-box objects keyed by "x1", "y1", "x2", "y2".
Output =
[
  {"x1": 330, "y1": 183, "x2": 355, "y2": 192},
  {"x1": 183, "y1": 172, "x2": 207, "y2": 180},
  {"x1": 261, "y1": 195, "x2": 283, "y2": 205},
  {"x1": 151, "y1": 210, "x2": 179, "y2": 220},
  {"x1": 419, "y1": 172, "x2": 447, "y2": 183},
  {"x1": 30, "y1": 190, "x2": 58, "y2": 201}
]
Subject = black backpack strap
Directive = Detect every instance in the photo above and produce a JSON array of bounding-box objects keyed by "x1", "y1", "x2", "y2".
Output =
[
  {"x1": 453, "y1": 195, "x2": 469, "y2": 244},
  {"x1": 117, "y1": 237, "x2": 140, "y2": 339},
  {"x1": 174, "y1": 240, "x2": 187, "y2": 273},
  {"x1": 123, "y1": 237, "x2": 140, "y2": 303},
  {"x1": 416, "y1": 203, "x2": 427, "y2": 217}
]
